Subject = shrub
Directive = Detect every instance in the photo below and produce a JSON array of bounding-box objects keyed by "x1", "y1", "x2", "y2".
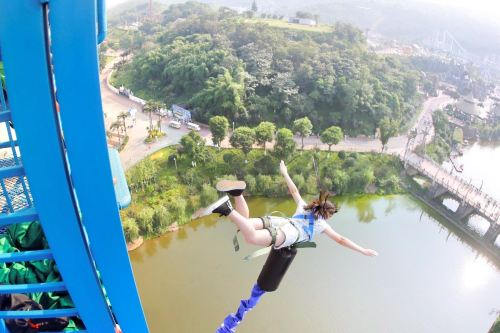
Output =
[
  {"x1": 377, "y1": 175, "x2": 401, "y2": 194},
  {"x1": 185, "y1": 195, "x2": 200, "y2": 215},
  {"x1": 256, "y1": 175, "x2": 273, "y2": 196},
  {"x1": 152, "y1": 206, "x2": 170, "y2": 233},
  {"x1": 338, "y1": 151, "x2": 346, "y2": 160},
  {"x1": 122, "y1": 217, "x2": 140, "y2": 243},
  {"x1": 322, "y1": 177, "x2": 333, "y2": 192},
  {"x1": 166, "y1": 199, "x2": 187, "y2": 225},
  {"x1": 200, "y1": 183, "x2": 219, "y2": 206},
  {"x1": 349, "y1": 169, "x2": 374, "y2": 193},
  {"x1": 331, "y1": 169, "x2": 350, "y2": 194},
  {"x1": 270, "y1": 175, "x2": 287, "y2": 196},
  {"x1": 291, "y1": 174, "x2": 306, "y2": 193},
  {"x1": 343, "y1": 157, "x2": 356, "y2": 168},
  {"x1": 180, "y1": 168, "x2": 201, "y2": 187},
  {"x1": 253, "y1": 155, "x2": 278, "y2": 175},
  {"x1": 223, "y1": 150, "x2": 246, "y2": 177},
  {"x1": 135, "y1": 207, "x2": 154, "y2": 235},
  {"x1": 244, "y1": 174, "x2": 257, "y2": 194},
  {"x1": 305, "y1": 174, "x2": 318, "y2": 194},
  {"x1": 157, "y1": 176, "x2": 178, "y2": 192}
]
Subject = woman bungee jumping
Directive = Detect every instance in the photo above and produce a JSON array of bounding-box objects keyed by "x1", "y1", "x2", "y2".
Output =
[{"x1": 192, "y1": 160, "x2": 378, "y2": 257}]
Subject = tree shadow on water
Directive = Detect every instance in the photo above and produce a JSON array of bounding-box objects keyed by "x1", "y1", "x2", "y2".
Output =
[
  {"x1": 345, "y1": 197, "x2": 377, "y2": 223},
  {"x1": 130, "y1": 250, "x2": 144, "y2": 264},
  {"x1": 384, "y1": 196, "x2": 397, "y2": 216},
  {"x1": 176, "y1": 228, "x2": 188, "y2": 240},
  {"x1": 158, "y1": 234, "x2": 173, "y2": 249},
  {"x1": 144, "y1": 240, "x2": 158, "y2": 257},
  {"x1": 202, "y1": 216, "x2": 219, "y2": 228}
]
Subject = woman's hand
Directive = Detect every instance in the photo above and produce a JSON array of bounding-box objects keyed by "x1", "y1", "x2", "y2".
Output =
[
  {"x1": 362, "y1": 248, "x2": 378, "y2": 257},
  {"x1": 279, "y1": 160, "x2": 288, "y2": 175}
]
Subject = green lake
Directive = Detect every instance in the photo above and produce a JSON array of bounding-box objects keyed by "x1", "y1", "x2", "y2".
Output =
[{"x1": 130, "y1": 195, "x2": 500, "y2": 333}]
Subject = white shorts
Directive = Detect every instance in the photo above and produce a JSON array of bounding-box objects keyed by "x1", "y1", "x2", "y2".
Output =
[{"x1": 267, "y1": 216, "x2": 303, "y2": 249}]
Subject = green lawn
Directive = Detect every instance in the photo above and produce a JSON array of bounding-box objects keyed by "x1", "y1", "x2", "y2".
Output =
[{"x1": 245, "y1": 18, "x2": 333, "y2": 33}]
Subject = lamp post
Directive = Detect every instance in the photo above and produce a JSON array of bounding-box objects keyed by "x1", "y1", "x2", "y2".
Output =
[
  {"x1": 232, "y1": 121, "x2": 235, "y2": 132},
  {"x1": 173, "y1": 157, "x2": 177, "y2": 171}
]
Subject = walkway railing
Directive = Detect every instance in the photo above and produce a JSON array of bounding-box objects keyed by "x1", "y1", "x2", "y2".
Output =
[{"x1": 404, "y1": 153, "x2": 500, "y2": 223}]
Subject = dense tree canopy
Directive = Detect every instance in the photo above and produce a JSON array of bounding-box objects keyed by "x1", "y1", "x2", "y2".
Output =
[{"x1": 113, "y1": 1, "x2": 421, "y2": 135}]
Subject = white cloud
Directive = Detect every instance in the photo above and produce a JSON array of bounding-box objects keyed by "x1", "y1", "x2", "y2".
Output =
[
  {"x1": 107, "y1": 0, "x2": 130, "y2": 9},
  {"x1": 418, "y1": 0, "x2": 500, "y2": 22}
]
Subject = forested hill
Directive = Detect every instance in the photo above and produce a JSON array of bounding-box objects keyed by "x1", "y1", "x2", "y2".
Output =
[{"x1": 111, "y1": 2, "x2": 421, "y2": 135}]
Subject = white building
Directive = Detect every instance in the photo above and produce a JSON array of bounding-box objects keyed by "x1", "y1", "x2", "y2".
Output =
[{"x1": 287, "y1": 17, "x2": 317, "y2": 26}]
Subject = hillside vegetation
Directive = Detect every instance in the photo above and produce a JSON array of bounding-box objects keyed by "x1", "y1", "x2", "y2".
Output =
[{"x1": 111, "y1": 1, "x2": 421, "y2": 136}]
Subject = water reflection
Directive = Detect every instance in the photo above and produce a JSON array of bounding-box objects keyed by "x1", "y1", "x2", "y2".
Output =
[
  {"x1": 176, "y1": 228, "x2": 187, "y2": 240},
  {"x1": 343, "y1": 196, "x2": 377, "y2": 223},
  {"x1": 158, "y1": 234, "x2": 172, "y2": 249},
  {"x1": 144, "y1": 238, "x2": 158, "y2": 257},
  {"x1": 467, "y1": 215, "x2": 490, "y2": 236},
  {"x1": 442, "y1": 197, "x2": 459, "y2": 212},
  {"x1": 461, "y1": 255, "x2": 496, "y2": 291},
  {"x1": 129, "y1": 195, "x2": 500, "y2": 333},
  {"x1": 384, "y1": 196, "x2": 397, "y2": 216}
]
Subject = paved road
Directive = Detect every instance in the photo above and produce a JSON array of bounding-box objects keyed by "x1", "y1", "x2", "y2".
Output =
[{"x1": 100, "y1": 60, "x2": 193, "y2": 169}]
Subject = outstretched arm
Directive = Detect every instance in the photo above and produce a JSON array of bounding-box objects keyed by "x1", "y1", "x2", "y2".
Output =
[
  {"x1": 323, "y1": 225, "x2": 378, "y2": 257},
  {"x1": 279, "y1": 160, "x2": 303, "y2": 205}
]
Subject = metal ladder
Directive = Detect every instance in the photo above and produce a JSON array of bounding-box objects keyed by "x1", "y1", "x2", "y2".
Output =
[{"x1": 0, "y1": 0, "x2": 148, "y2": 332}]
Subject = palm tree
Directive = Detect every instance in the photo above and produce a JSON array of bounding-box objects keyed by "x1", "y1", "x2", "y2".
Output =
[
  {"x1": 118, "y1": 111, "x2": 130, "y2": 135},
  {"x1": 143, "y1": 101, "x2": 162, "y2": 131},
  {"x1": 157, "y1": 103, "x2": 167, "y2": 133},
  {"x1": 110, "y1": 121, "x2": 122, "y2": 146}
]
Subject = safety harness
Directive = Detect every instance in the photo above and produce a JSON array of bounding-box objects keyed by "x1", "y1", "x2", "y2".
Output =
[{"x1": 233, "y1": 211, "x2": 317, "y2": 261}]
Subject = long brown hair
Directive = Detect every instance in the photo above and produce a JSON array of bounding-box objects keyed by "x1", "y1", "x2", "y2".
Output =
[{"x1": 303, "y1": 190, "x2": 338, "y2": 220}]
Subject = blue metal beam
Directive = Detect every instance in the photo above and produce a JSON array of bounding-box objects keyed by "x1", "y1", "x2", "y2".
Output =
[
  {"x1": 0, "y1": 249, "x2": 53, "y2": 263},
  {"x1": 49, "y1": 1, "x2": 149, "y2": 332},
  {"x1": 0, "y1": 1, "x2": 117, "y2": 331},
  {"x1": 0, "y1": 282, "x2": 66, "y2": 294},
  {"x1": 0, "y1": 308, "x2": 79, "y2": 319},
  {"x1": 0, "y1": 207, "x2": 38, "y2": 227}
]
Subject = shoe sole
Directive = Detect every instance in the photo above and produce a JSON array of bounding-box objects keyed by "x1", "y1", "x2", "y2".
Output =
[
  {"x1": 216, "y1": 180, "x2": 246, "y2": 192},
  {"x1": 191, "y1": 195, "x2": 230, "y2": 220}
]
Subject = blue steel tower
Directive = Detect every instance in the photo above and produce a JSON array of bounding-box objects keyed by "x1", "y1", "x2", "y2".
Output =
[{"x1": 0, "y1": 0, "x2": 149, "y2": 332}]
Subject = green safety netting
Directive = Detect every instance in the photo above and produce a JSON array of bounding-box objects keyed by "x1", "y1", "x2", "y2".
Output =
[{"x1": 0, "y1": 221, "x2": 83, "y2": 331}]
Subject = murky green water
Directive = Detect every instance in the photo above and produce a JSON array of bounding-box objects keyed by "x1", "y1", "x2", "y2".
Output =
[{"x1": 130, "y1": 195, "x2": 500, "y2": 333}]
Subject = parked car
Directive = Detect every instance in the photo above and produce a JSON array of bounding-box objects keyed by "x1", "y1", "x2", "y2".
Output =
[
  {"x1": 187, "y1": 122, "x2": 200, "y2": 131},
  {"x1": 168, "y1": 120, "x2": 181, "y2": 129}
]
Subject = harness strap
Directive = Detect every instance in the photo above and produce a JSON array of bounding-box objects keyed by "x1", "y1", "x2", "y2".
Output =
[
  {"x1": 233, "y1": 230, "x2": 240, "y2": 252},
  {"x1": 265, "y1": 226, "x2": 277, "y2": 245},
  {"x1": 244, "y1": 246, "x2": 272, "y2": 261},
  {"x1": 234, "y1": 217, "x2": 273, "y2": 253},
  {"x1": 294, "y1": 242, "x2": 317, "y2": 249},
  {"x1": 260, "y1": 216, "x2": 270, "y2": 229},
  {"x1": 289, "y1": 219, "x2": 317, "y2": 248},
  {"x1": 292, "y1": 213, "x2": 315, "y2": 241}
]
